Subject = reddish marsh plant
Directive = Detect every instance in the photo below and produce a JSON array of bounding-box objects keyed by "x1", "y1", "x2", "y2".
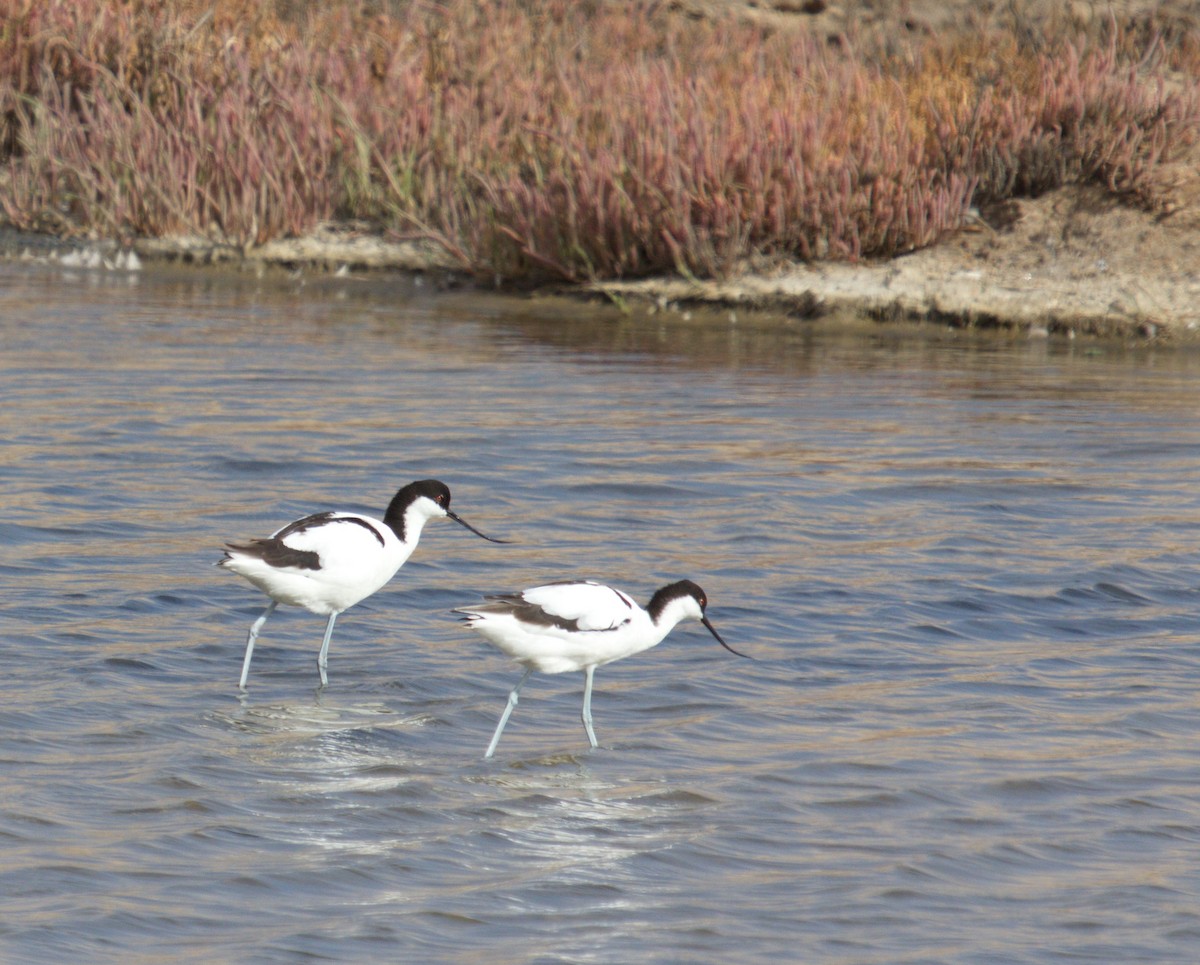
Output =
[{"x1": 0, "y1": 0, "x2": 1195, "y2": 281}]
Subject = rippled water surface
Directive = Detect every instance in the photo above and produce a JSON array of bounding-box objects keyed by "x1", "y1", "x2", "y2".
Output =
[{"x1": 3, "y1": 260, "x2": 1199, "y2": 963}]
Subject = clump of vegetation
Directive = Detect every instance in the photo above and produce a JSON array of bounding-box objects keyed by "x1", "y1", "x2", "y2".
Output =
[{"x1": 0, "y1": 0, "x2": 1195, "y2": 283}]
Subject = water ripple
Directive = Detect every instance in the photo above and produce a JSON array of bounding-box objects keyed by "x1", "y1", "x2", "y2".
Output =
[{"x1": 2, "y1": 262, "x2": 1200, "y2": 962}]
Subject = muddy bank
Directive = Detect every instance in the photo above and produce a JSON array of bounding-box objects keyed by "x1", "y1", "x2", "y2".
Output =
[
  {"x1": 588, "y1": 182, "x2": 1200, "y2": 342},
  {"x1": 7, "y1": 177, "x2": 1193, "y2": 343},
  {"x1": 135, "y1": 175, "x2": 1200, "y2": 342}
]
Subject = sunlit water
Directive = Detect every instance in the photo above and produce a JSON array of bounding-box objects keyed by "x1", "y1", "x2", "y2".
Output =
[{"x1": 2, "y1": 259, "x2": 1199, "y2": 963}]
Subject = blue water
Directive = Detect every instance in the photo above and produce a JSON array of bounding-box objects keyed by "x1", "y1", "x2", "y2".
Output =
[{"x1": 2, "y1": 259, "x2": 1199, "y2": 963}]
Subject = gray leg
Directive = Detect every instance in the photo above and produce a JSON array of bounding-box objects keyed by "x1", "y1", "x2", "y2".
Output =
[
  {"x1": 581, "y1": 665, "x2": 598, "y2": 748},
  {"x1": 485, "y1": 668, "x2": 534, "y2": 759},
  {"x1": 239, "y1": 600, "x2": 278, "y2": 690},
  {"x1": 316, "y1": 612, "x2": 338, "y2": 688}
]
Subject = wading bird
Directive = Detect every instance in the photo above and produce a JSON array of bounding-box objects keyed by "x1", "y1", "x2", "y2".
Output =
[
  {"x1": 456, "y1": 579, "x2": 748, "y2": 757},
  {"x1": 221, "y1": 479, "x2": 507, "y2": 689}
]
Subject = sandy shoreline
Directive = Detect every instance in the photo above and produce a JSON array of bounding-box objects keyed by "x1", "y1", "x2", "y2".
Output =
[
  {"x1": 6, "y1": 174, "x2": 1191, "y2": 344},
  {"x1": 124, "y1": 171, "x2": 1200, "y2": 343}
]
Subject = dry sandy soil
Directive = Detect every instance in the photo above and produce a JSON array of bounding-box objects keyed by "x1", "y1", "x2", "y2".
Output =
[{"x1": 130, "y1": 0, "x2": 1200, "y2": 340}]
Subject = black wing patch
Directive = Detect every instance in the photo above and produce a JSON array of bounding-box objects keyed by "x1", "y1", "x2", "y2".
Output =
[
  {"x1": 223, "y1": 539, "x2": 321, "y2": 571},
  {"x1": 222, "y1": 512, "x2": 387, "y2": 572},
  {"x1": 476, "y1": 593, "x2": 627, "y2": 633},
  {"x1": 488, "y1": 595, "x2": 582, "y2": 632}
]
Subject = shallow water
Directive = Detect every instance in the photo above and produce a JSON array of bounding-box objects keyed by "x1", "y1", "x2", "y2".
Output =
[{"x1": 2, "y1": 259, "x2": 1199, "y2": 963}]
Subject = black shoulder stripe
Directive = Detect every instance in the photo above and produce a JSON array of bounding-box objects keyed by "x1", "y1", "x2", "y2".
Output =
[
  {"x1": 613, "y1": 589, "x2": 634, "y2": 609},
  {"x1": 340, "y1": 516, "x2": 386, "y2": 547},
  {"x1": 274, "y1": 511, "x2": 335, "y2": 541},
  {"x1": 274, "y1": 512, "x2": 385, "y2": 548}
]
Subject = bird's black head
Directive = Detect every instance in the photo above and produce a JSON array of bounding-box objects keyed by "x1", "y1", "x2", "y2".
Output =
[
  {"x1": 382, "y1": 479, "x2": 449, "y2": 539},
  {"x1": 387, "y1": 478, "x2": 509, "y2": 544},
  {"x1": 403, "y1": 479, "x2": 452, "y2": 509},
  {"x1": 647, "y1": 579, "x2": 708, "y2": 620},
  {"x1": 648, "y1": 579, "x2": 750, "y2": 659}
]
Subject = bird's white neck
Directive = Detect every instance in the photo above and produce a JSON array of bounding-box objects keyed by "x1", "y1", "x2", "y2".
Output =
[
  {"x1": 650, "y1": 596, "x2": 701, "y2": 633},
  {"x1": 389, "y1": 500, "x2": 442, "y2": 548}
]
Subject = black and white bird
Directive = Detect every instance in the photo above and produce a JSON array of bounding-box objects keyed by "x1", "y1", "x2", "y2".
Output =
[
  {"x1": 455, "y1": 579, "x2": 748, "y2": 757},
  {"x1": 220, "y1": 479, "x2": 506, "y2": 689}
]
